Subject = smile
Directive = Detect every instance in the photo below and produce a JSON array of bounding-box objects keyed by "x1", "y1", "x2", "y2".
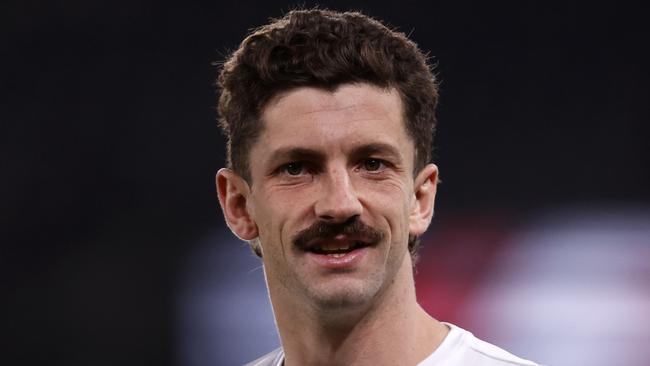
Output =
[
  {"x1": 307, "y1": 241, "x2": 368, "y2": 257},
  {"x1": 302, "y1": 239, "x2": 372, "y2": 270}
]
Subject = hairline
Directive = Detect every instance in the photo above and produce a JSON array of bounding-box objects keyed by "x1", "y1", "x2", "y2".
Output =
[{"x1": 237, "y1": 81, "x2": 425, "y2": 185}]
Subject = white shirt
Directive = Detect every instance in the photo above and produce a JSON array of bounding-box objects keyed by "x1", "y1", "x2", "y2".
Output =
[
  {"x1": 244, "y1": 322, "x2": 540, "y2": 366},
  {"x1": 417, "y1": 323, "x2": 539, "y2": 366}
]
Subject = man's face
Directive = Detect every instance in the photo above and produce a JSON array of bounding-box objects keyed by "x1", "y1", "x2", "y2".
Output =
[{"x1": 244, "y1": 83, "x2": 431, "y2": 309}]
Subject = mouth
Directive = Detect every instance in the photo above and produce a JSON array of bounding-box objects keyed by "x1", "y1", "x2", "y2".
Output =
[
  {"x1": 291, "y1": 218, "x2": 384, "y2": 267},
  {"x1": 306, "y1": 240, "x2": 370, "y2": 258}
]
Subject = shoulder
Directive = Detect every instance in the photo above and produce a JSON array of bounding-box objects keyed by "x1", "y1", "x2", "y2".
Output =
[
  {"x1": 419, "y1": 323, "x2": 541, "y2": 366},
  {"x1": 461, "y1": 332, "x2": 539, "y2": 366},
  {"x1": 242, "y1": 347, "x2": 284, "y2": 366}
]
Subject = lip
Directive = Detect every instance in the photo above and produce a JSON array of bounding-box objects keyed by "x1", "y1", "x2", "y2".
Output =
[
  {"x1": 301, "y1": 234, "x2": 372, "y2": 251},
  {"x1": 305, "y1": 245, "x2": 370, "y2": 270}
]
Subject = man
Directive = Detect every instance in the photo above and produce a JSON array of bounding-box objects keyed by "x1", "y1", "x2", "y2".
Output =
[{"x1": 216, "y1": 9, "x2": 539, "y2": 366}]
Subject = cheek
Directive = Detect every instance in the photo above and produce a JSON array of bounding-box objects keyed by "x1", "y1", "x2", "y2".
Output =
[
  {"x1": 248, "y1": 194, "x2": 278, "y2": 243},
  {"x1": 359, "y1": 177, "x2": 411, "y2": 204},
  {"x1": 356, "y1": 173, "x2": 410, "y2": 195},
  {"x1": 360, "y1": 179, "x2": 412, "y2": 229},
  {"x1": 254, "y1": 190, "x2": 314, "y2": 244}
]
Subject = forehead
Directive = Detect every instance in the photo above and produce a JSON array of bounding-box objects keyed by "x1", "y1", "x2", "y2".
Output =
[
  {"x1": 264, "y1": 83, "x2": 401, "y2": 122},
  {"x1": 251, "y1": 83, "x2": 414, "y2": 170}
]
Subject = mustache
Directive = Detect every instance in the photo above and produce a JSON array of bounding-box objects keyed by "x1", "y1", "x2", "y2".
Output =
[{"x1": 292, "y1": 216, "x2": 385, "y2": 249}]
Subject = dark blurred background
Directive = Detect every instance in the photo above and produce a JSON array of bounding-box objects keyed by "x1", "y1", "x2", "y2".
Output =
[{"x1": 3, "y1": 1, "x2": 649, "y2": 365}]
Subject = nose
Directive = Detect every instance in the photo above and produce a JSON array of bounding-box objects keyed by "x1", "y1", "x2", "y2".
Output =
[{"x1": 314, "y1": 167, "x2": 363, "y2": 222}]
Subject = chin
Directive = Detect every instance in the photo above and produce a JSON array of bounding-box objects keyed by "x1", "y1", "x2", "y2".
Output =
[{"x1": 304, "y1": 277, "x2": 383, "y2": 310}]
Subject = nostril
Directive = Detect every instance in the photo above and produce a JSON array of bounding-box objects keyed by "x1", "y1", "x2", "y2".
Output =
[{"x1": 318, "y1": 214, "x2": 359, "y2": 225}]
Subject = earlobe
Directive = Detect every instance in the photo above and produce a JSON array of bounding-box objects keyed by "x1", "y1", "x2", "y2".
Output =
[
  {"x1": 409, "y1": 164, "x2": 439, "y2": 237},
  {"x1": 216, "y1": 168, "x2": 259, "y2": 240}
]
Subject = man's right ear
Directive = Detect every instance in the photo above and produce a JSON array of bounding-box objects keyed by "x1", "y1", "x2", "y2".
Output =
[{"x1": 216, "y1": 168, "x2": 259, "y2": 240}]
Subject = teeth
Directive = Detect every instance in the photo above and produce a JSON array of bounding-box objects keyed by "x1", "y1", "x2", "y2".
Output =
[
  {"x1": 314, "y1": 245, "x2": 350, "y2": 252},
  {"x1": 310, "y1": 241, "x2": 365, "y2": 254}
]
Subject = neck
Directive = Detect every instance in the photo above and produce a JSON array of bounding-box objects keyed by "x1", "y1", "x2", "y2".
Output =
[{"x1": 268, "y1": 255, "x2": 449, "y2": 366}]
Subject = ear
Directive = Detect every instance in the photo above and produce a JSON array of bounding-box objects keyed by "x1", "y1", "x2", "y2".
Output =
[
  {"x1": 409, "y1": 164, "x2": 439, "y2": 237},
  {"x1": 216, "y1": 168, "x2": 259, "y2": 240}
]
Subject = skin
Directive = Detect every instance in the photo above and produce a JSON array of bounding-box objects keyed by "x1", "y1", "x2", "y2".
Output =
[{"x1": 217, "y1": 83, "x2": 448, "y2": 365}]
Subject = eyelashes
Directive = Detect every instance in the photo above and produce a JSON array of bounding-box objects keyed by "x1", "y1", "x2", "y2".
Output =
[
  {"x1": 359, "y1": 158, "x2": 387, "y2": 173},
  {"x1": 281, "y1": 162, "x2": 311, "y2": 176},
  {"x1": 275, "y1": 158, "x2": 392, "y2": 178}
]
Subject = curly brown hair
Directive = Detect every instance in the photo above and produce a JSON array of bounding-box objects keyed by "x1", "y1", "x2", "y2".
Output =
[{"x1": 217, "y1": 9, "x2": 438, "y2": 258}]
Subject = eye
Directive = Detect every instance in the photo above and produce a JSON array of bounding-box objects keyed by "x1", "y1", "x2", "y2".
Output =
[
  {"x1": 362, "y1": 158, "x2": 385, "y2": 172},
  {"x1": 283, "y1": 162, "x2": 306, "y2": 176}
]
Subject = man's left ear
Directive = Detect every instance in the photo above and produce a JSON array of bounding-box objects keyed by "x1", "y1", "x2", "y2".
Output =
[{"x1": 409, "y1": 164, "x2": 439, "y2": 236}]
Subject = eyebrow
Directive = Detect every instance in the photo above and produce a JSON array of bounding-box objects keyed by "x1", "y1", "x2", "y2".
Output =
[
  {"x1": 265, "y1": 142, "x2": 403, "y2": 168},
  {"x1": 349, "y1": 143, "x2": 403, "y2": 164},
  {"x1": 266, "y1": 147, "x2": 326, "y2": 168}
]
